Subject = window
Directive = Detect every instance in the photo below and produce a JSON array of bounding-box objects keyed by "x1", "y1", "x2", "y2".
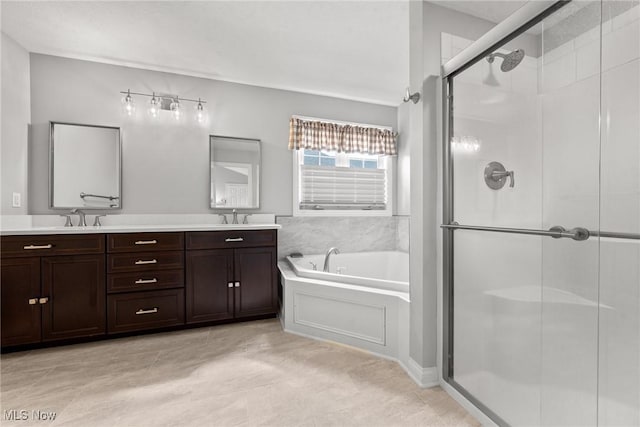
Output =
[{"x1": 293, "y1": 149, "x2": 392, "y2": 216}]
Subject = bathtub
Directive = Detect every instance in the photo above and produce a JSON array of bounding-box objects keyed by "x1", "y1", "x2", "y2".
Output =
[
  {"x1": 286, "y1": 251, "x2": 409, "y2": 293},
  {"x1": 278, "y1": 251, "x2": 419, "y2": 383}
]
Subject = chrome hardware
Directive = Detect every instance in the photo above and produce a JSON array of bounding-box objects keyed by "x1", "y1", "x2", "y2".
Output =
[
  {"x1": 218, "y1": 214, "x2": 228, "y2": 224},
  {"x1": 242, "y1": 214, "x2": 252, "y2": 224},
  {"x1": 28, "y1": 298, "x2": 38, "y2": 305},
  {"x1": 228, "y1": 282, "x2": 234, "y2": 288},
  {"x1": 134, "y1": 240, "x2": 157, "y2": 245},
  {"x1": 135, "y1": 308, "x2": 158, "y2": 315},
  {"x1": 38, "y1": 297, "x2": 49, "y2": 304},
  {"x1": 232, "y1": 209, "x2": 239, "y2": 224},
  {"x1": 70, "y1": 208, "x2": 87, "y2": 227},
  {"x1": 80, "y1": 192, "x2": 119, "y2": 201},
  {"x1": 23, "y1": 244, "x2": 53, "y2": 250},
  {"x1": 93, "y1": 215, "x2": 106, "y2": 227},
  {"x1": 484, "y1": 161, "x2": 514, "y2": 189},
  {"x1": 135, "y1": 278, "x2": 158, "y2": 284},
  {"x1": 225, "y1": 237, "x2": 244, "y2": 242},
  {"x1": 441, "y1": 223, "x2": 590, "y2": 241},
  {"x1": 60, "y1": 215, "x2": 73, "y2": 227},
  {"x1": 323, "y1": 247, "x2": 340, "y2": 272},
  {"x1": 403, "y1": 87, "x2": 421, "y2": 104},
  {"x1": 135, "y1": 259, "x2": 157, "y2": 265},
  {"x1": 234, "y1": 282, "x2": 240, "y2": 287},
  {"x1": 309, "y1": 261, "x2": 317, "y2": 271}
]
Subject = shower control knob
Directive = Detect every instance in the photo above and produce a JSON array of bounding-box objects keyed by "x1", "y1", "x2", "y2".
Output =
[{"x1": 484, "y1": 161, "x2": 515, "y2": 190}]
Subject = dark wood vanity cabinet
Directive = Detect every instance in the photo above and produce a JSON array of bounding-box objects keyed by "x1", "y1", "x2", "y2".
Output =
[
  {"x1": 0, "y1": 235, "x2": 106, "y2": 347},
  {"x1": 1, "y1": 229, "x2": 277, "y2": 349},
  {"x1": 186, "y1": 231, "x2": 277, "y2": 324},
  {"x1": 106, "y1": 232, "x2": 185, "y2": 334}
]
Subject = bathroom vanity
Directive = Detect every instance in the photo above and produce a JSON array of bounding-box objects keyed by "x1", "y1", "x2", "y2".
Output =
[{"x1": 0, "y1": 226, "x2": 278, "y2": 349}]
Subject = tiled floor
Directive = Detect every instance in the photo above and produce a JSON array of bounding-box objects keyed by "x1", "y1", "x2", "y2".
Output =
[{"x1": 1, "y1": 319, "x2": 478, "y2": 426}]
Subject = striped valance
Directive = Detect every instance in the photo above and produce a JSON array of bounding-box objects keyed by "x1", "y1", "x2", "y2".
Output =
[{"x1": 288, "y1": 117, "x2": 397, "y2": 155}]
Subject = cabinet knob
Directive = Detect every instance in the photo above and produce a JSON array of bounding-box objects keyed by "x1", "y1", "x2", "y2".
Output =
[
  {"x1": 228, "y1": 282, "x2": 234, "y2": 288},
  {"x1": 38, "y1": 297, "x2": 49, "y2": 304},
  {"x1": 234, "y1": 282, "x2": 240, "y2": 287},
  {"x1": 28, "y1": 298, "x2": 38, "y2": 305}
]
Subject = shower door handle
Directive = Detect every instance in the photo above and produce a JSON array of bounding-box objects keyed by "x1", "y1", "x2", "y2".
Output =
[{"x1": 441, "y1": 223, "x2": 590, "y2": 241}]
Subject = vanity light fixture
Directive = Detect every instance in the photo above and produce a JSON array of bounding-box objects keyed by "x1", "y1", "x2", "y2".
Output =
[
  {"x1": 148, "y1": 92, "x2": 161, "y2": 118},
  {"x1": 121, "y1": 89, "x2": 135, "y2": 116},
  {"x1": 169, "y1": 97, "x2": 182, "y2": 121},
  {"x1": 195, "y1": 98, "x2": 206, "y2": 123},
  {"x1": 118, "y1": 90, "x2": 207, "y2": 123}
]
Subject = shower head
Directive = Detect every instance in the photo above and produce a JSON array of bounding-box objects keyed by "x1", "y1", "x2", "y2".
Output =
[{"x1": 486, "y1": 49, "x2": 525, "y2": 72}]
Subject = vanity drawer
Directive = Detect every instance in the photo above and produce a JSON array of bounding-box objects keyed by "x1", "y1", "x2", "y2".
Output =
[
  {"x1": 107, "y1": 289, "x2": 185, "y2": 334},
  {"x1": 107, "y1": 251, "x2": 184, "y2": 273},
  {"x1": 186, "y1": 230, "x2": 276, "y2": 250},
  {"x1": 107, "y1": 232, "x2": 184, "y2": 253},
  {"x1": 1, "y1": 234, "x2": 105, "y2": 258},
  {"x1": 107, "y1": 269, "x2": 184, "y2": 293}
]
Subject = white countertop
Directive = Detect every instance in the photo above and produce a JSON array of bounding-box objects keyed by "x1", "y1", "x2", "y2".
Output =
[
  {"x1": 0, "y1": 223, "x2": 281, "y2": 236},
  {"x1": 0, "y1": 214, "x2": 280, "y2": 236}
]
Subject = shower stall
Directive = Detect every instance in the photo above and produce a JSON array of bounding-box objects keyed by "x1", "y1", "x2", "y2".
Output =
[{"x1": 441, "y1": 1, "x2": 639, "y2": 425}]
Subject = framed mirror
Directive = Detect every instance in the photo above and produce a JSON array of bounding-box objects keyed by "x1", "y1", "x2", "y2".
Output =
[
  {"x1": 210, "y1": 135, "x2": 261, "y2": 209},
  {"x1": 50, "y1": 122, "x2": 121, "y2": 209}
]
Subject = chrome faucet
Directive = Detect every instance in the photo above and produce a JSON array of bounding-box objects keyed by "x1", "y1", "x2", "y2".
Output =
[
  {"x1": 71, "y1": 209, "x2": 87, "y2": 227},
  {"x1": 323, "y1": 247, "x2": 340, "y2": 272},
  {"x1": 232, "y1": 209, "x2": 239, "y2": 225},
  {"x1": 218, "y1": 213, "x2": 228, "y2": 224}
]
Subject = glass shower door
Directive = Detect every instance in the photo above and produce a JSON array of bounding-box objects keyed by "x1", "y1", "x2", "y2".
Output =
[{"x1": 446, "y1": 2, "x2": 605, "y2": 425}]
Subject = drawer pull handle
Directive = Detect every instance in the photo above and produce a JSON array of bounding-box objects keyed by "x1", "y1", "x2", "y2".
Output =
[
  {"x1": 228, "y1": 282, "x2": 234, "y2": 288},
  {"x1": 134, "y1": 240, "x2": 158, "y2": 245},
  {"x1": 136, "y1": 308, "x2": 158, "y2": 315},
  {"x1": 234, "y1": 282, "x2": 240, "y2": 287},
  {"x1": 23, "y1": 244, "x2": 53, "y2": 250},
  {"x1": 28, "y1": 298, "x2": 38, "y2": 305},
  {"x1": 39, "y1": 297, "x2": 49, "y2": 304},
  {"x1": 135, "y1": 278, "x2": 158, "y2": 284},
  {"x1": 135, "y1": 259, "x2": 157, "y2": 265},
  {"x1": 225, "y1": 238, "x2": 244, "y2": 242}
]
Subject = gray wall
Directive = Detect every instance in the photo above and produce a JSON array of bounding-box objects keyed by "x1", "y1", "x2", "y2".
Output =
[
  {"x1": 1, "y1": 33, "x2": 30, "y2": 214},
  {"x1": 28, "y1": 54, "x2": 397, "y2": 215},
  {"x1": 408, "y1": 1, "x2": 540, "y2": 369}
]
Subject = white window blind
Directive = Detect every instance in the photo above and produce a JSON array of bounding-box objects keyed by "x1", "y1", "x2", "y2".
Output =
[{"x1": 300, "y1": 165, "x2": 386, "y2": 210}]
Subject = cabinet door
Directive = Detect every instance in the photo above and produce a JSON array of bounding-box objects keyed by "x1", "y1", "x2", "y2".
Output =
[
  {"x1": 234, "y1": 247, "x2": 277, "y2": 318},
  {"x1": 186, "y1": 249, "x2": 234, "y2": 324},
  {"x1": 41, "y1": 255, "x2": 106, "y2": 341},
  {"x1": 1, "y1": 258, "x2": 41, "y2": 346}
]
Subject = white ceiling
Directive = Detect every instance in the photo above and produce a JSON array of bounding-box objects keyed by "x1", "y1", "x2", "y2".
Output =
[{"x1": 1, "y1": 1, "x2": 409, "y2": 106}]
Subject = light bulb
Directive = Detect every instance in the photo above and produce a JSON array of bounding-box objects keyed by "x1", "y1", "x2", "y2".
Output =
[
  {"x1": 195, "y1": 99, "x2": 206, "y2": 124},
  {"x1": 148, "y1": 93, "x2": 161, "y2": 118},
  {"x1": 121, "y1": 89, "x2": 135, "y2": 117},
  {"x1": 170, "y1": 98, "x2": 182, "y2": 120}
]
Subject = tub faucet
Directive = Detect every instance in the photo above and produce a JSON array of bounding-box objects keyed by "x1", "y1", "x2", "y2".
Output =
[
  {"x1": 71, "y1": 209, "x2": 87, "y2": 227},
  {"x1": 323, "y1": 247, "x2": 340, "y2": 272}
]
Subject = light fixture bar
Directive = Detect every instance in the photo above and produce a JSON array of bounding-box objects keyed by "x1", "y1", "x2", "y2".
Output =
[{"x1": 119, "y1": 90, "x2": 207, "y2": 104}]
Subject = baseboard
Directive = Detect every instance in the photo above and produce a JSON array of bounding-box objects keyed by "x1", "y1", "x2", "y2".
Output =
[
  {"x1": 440, "y1": 379, "x2": 497, "y2": 427},
  {"x1": 399, "y1": 357, "x2": 439, "y2": 388}
]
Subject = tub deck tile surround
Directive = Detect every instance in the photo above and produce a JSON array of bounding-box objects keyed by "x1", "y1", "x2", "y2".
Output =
[{"x1": 0, "y1": 319, "x2": 478, "y2": 426}]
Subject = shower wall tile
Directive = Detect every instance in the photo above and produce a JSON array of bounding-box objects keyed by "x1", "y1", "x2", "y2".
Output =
[{"x1": 276, "y1": 216, "x2": 407, "y2": 259}]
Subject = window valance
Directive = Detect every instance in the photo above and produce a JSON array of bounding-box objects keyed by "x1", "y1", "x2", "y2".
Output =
[{"x1": 288, "y1": 117, "x2": 397, "y2": 155}]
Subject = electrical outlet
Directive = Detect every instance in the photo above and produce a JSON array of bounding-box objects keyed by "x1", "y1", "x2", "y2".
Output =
[{"x1": 12, "y1": 192, "x2": 21, "y2": 208}]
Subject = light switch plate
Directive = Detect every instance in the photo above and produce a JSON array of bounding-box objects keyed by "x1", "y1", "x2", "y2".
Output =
[{"x1": 12, "y1": 192, "x2": 21, "y2": 208}]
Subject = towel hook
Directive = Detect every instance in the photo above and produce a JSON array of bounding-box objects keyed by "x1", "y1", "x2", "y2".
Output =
[{"x1": 403, "y1": 87, "x2": 421, "y2": 104}]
